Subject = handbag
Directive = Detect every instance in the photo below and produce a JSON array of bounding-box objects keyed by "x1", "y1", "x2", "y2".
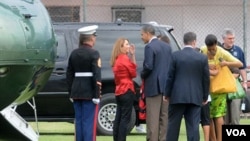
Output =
[
  {"x1": 227, "y1": 79, "x2": 246, "y2": 100},
  {"x1": 210, "y1": 65, "x2": 237, "y2": 94}
]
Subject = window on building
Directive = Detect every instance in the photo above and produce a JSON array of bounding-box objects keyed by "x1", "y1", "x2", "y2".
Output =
[
  {"x1": 111, "y1": 6, "x2": 144, "y2": 22},
  {"x1": 46, "y1": 6, "x2": 80, "y2": 22}
]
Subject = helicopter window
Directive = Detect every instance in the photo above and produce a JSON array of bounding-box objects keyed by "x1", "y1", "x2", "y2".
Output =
[{"x1": 55, "y1": 32, "x2": 67, "y2": 61}]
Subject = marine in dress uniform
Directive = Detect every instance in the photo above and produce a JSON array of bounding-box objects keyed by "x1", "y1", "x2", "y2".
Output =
[{"x1": 66, "y1": 25, "x2": 101, "y2": 141}]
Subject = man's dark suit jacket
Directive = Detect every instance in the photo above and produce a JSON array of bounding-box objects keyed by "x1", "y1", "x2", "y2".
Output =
[
  {"x1": 165, "y1": 47, "x2": 210, "y2": 106},
  {"x1": 141, "y1": 38, "x2": 172, "y2": 97}
]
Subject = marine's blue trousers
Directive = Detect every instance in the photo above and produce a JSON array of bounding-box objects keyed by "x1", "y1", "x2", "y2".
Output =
[{"x1": 73, "y1": 100, "x2": 98, "y2": 141}]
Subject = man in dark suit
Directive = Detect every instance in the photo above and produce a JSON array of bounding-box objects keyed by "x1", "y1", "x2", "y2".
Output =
[
  {"x1": 141, "y1": 24, "x2": 172, "y2": 141},
  {"x1": 66, "y1": 25, "x2": 101, "y2": 141},
  {"x1": 163, "y1": 32, "x2": 210, "y2": 141}
]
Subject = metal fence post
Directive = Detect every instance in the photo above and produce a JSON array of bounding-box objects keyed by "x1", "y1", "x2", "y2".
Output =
[
  {"x1": 83, "y1": 0, "x2": 86, "y2": 22},
  {"x1": 243, "y1": 0, "x2": 248, "y2": 63}
]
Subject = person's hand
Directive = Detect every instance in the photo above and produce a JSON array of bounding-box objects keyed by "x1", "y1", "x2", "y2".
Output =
[
  {"x1": 129, "y1": 44, "x2": 135, "y2": 55},
  {"x1": 209, "y1": 64, "x2": 219, "y2": 76},
  {"x1": 219, "y1": 59, "x2": 228, "y2": 67},
  {"x1": 92, "y1": 98, "x2": 100, "y2": 104},
  {"x1": 69, "y1": 98, "x2": 73, "y2": 103},
  {"x1": 241, "y1": 82, "x2": 248, "y2": 91},
  {"x1": 97, "y1": 81, "x2": 102, "y2": 95},
  {"x1": 209, "y1": 64, "x2": 216, "y2": 70},
  {"x1": 202, "y1": 100, "x2": 208, "y2": 105},
  {"x1": 163, "y1": 96, "x2": 169, "y2": 102},
  {"x1": 220, "y1": 61, "x2": 228, "y2": 67}
]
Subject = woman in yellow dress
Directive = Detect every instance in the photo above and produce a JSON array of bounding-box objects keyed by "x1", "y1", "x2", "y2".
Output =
[{"x1": 200, "y1": 34, "x2": 243, "y2": 141}]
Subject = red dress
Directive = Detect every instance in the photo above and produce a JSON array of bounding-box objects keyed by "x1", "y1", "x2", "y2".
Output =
[{"x1": 112, "y1": 54, "x2": 137, "y2": 96}]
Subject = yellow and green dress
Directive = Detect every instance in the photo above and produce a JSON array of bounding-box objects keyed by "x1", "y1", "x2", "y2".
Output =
[{"x1": 200, "y1": 45, "x2": 240, "y2": 118}]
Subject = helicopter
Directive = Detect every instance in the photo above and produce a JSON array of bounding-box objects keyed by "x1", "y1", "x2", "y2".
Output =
[{"x1": 0, "y1": 0, "x2": 57, "y2": 140}]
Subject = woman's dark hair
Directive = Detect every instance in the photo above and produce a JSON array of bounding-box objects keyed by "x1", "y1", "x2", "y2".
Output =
[{"x1": 205, "y1": 34, "x2": 218, "y2": 47}]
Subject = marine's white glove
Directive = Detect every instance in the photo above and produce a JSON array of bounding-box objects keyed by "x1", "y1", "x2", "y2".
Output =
[
  {"x1": 92, "y1": 98, "x2": 100, "y2": 104},
  {"x1": 69, "y1": 98, "x2": 73, "y2": 103}
]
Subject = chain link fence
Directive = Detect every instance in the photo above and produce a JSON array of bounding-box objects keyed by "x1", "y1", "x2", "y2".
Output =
[{"x1": 41, "y1": 0, "x2": 249, "y2": 65}]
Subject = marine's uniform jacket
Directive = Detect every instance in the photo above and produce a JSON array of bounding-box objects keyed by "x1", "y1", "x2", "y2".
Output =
[{"x1": 66, "y1": 43, "x2": 101, "y2": 99}]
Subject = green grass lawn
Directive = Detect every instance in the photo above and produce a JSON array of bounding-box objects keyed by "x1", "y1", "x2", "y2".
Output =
[{"x1": 27, "y1": 118, "x2": 250, "y2": 141}]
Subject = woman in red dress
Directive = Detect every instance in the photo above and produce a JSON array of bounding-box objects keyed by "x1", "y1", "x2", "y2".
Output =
[{"x1": 110, "y1": 37, "x2": 137, "y2": 141}]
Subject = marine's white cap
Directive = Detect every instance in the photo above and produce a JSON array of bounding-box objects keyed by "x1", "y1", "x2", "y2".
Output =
[{"x1": 78, "y1": 25, "x2": 98, "y2": 35}]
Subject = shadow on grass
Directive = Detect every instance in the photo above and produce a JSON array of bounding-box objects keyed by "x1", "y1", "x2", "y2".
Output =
[
  {"x1": 39, "y1": 132, "x2": 74, "y2": 135},
  {"x1": 129, "y1": 132, "x2": 147, "y2": 136},
  {"x1": 39, "y1": 132, "x2": 146, "y2": 136}
]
